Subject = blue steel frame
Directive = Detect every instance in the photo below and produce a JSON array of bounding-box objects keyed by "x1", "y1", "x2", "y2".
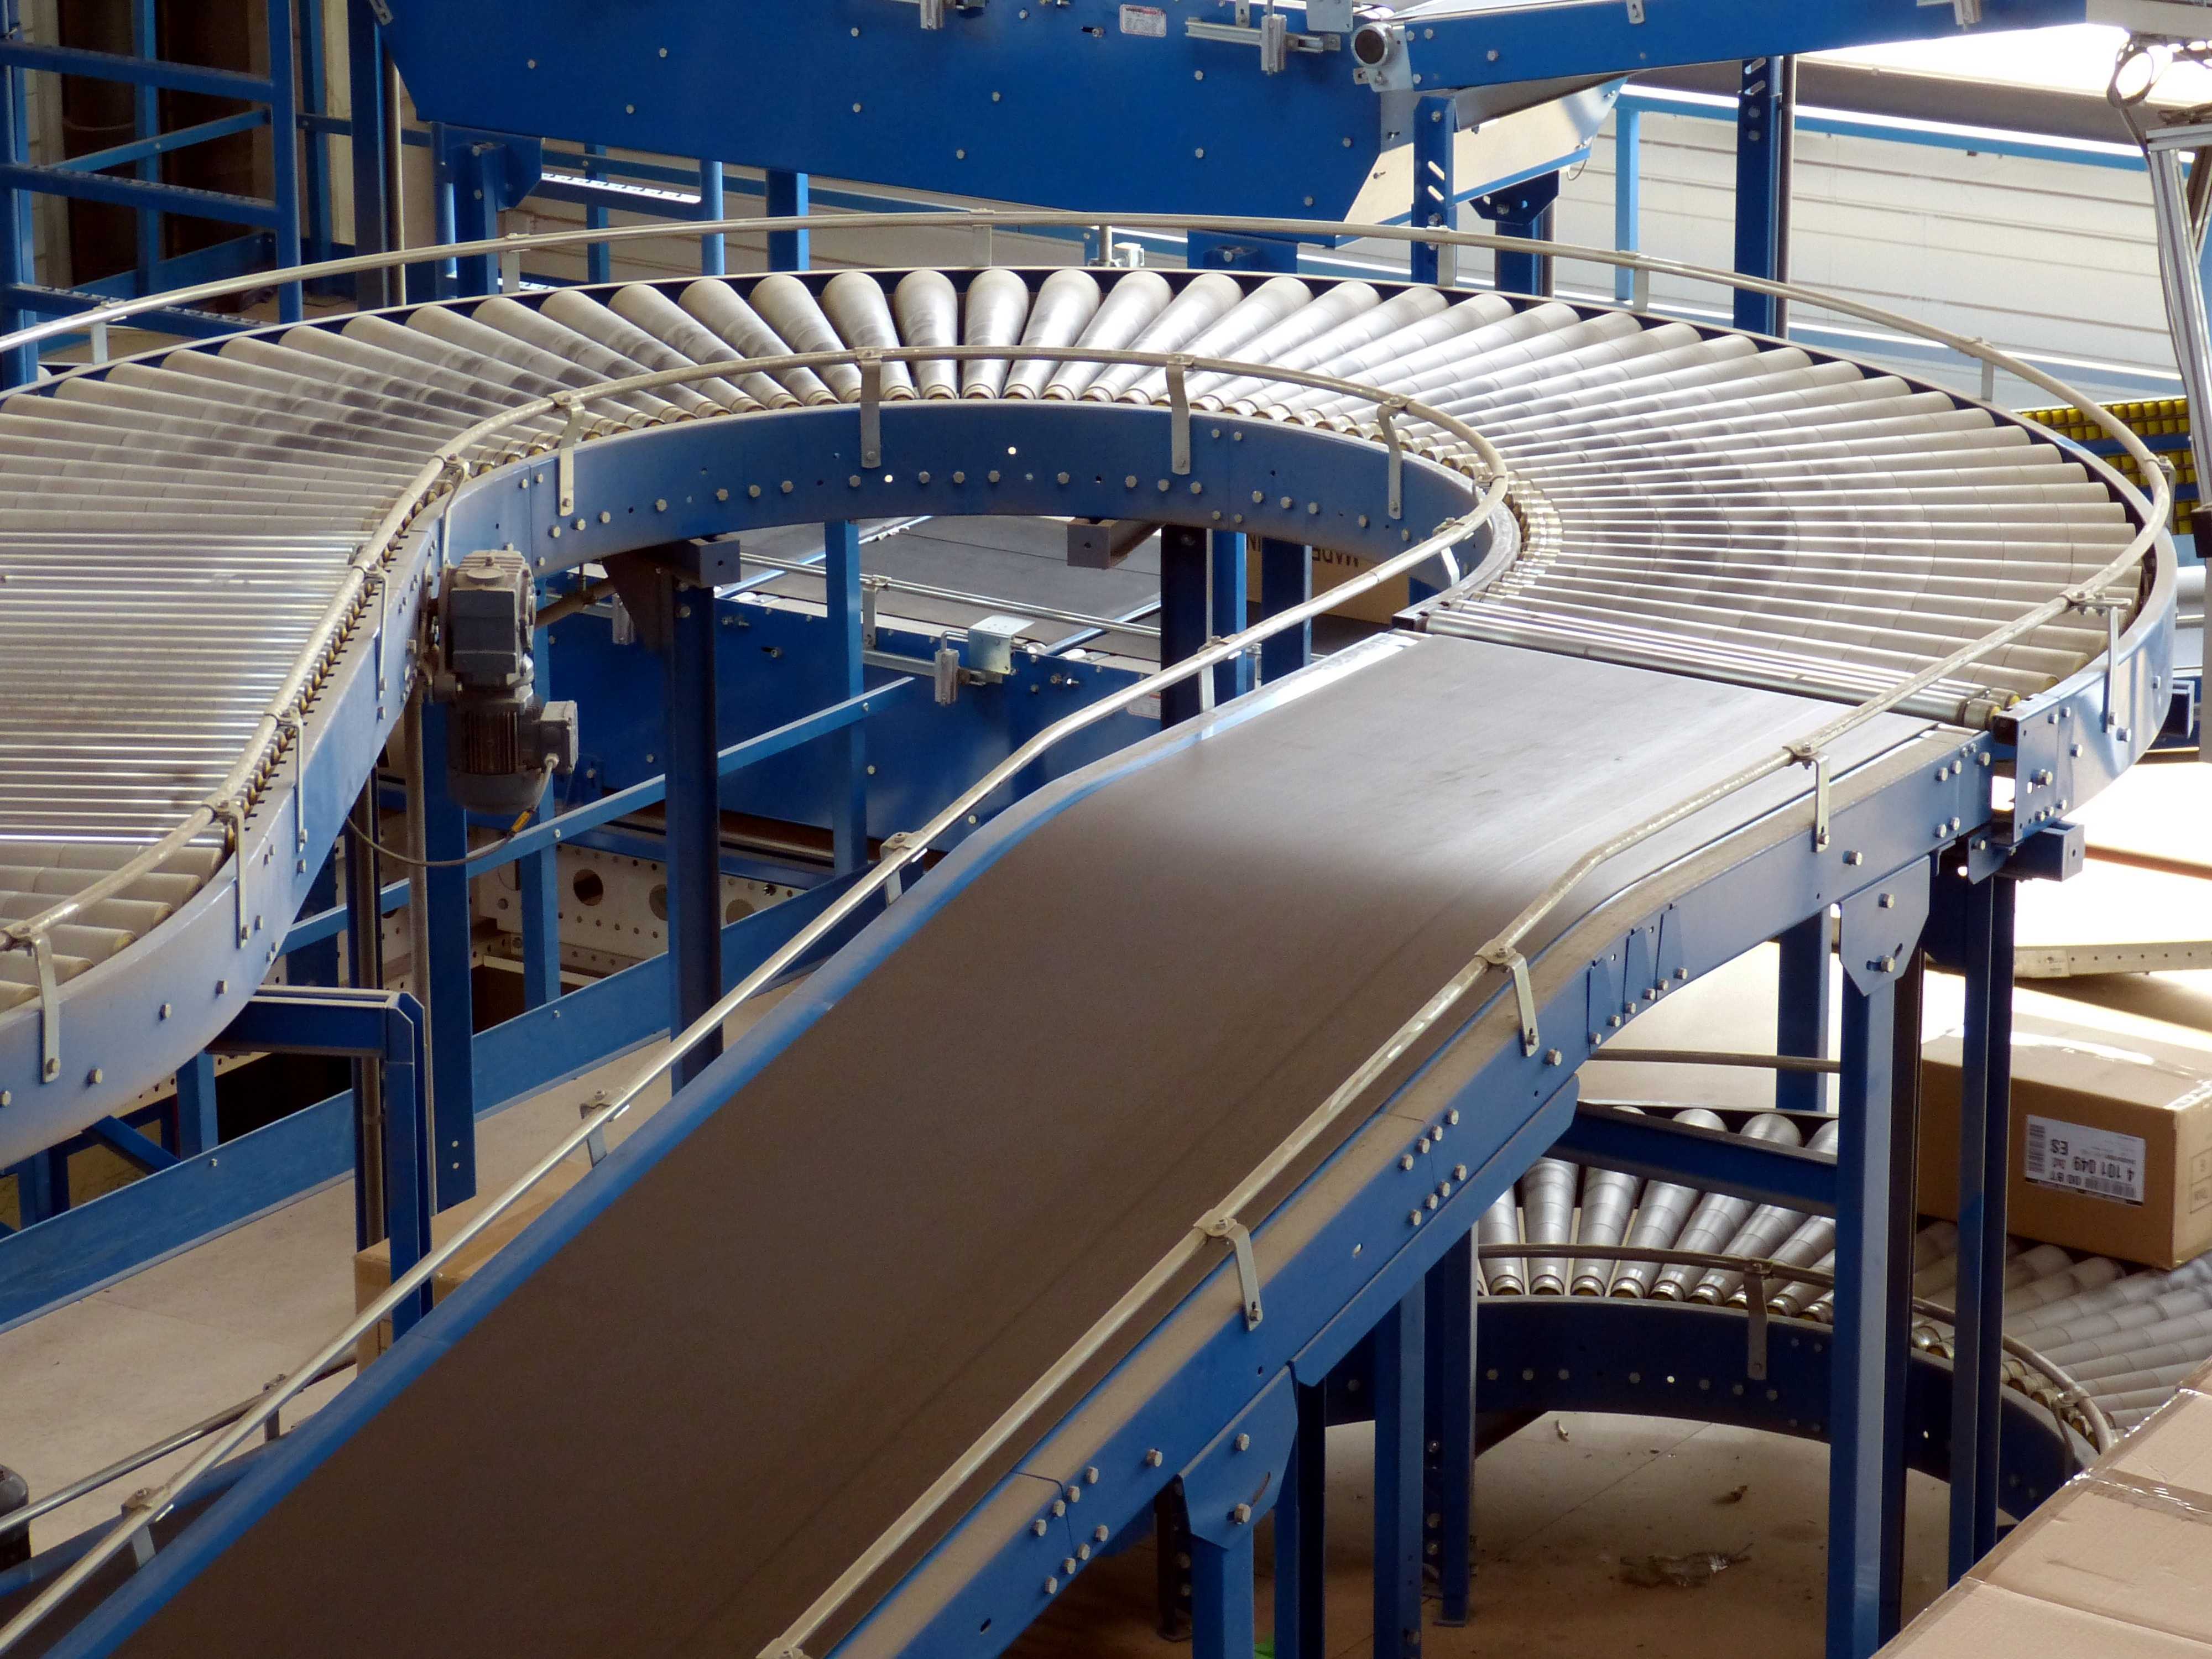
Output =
[
  {"x1": 0, "y1": 253, "x2": 2178, "y2": 1659},
  {"x1": 0, "y1": 0, "x2": 302, "y2": 385}
]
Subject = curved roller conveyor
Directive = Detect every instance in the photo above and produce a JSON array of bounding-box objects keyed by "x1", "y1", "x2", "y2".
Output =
[{"x1": 0, "y1": 220, "x2": 2179, "y2": 1658}]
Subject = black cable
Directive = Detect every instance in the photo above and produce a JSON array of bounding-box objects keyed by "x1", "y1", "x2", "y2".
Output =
[{"x1": 342, "y1": 762, "x2": 559, "y2": 870}]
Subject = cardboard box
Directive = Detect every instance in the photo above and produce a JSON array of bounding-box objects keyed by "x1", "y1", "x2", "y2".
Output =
[
  {"x1": 1881, "y1": 1359, "x2": 2212, "y2": 1656},
  {"x1": 1919, "y1": 1014, "x2": 2212, "y2": 1270},
  {"x1": 352, "y1": 1159, "x2": 589, "y2": 1370}
]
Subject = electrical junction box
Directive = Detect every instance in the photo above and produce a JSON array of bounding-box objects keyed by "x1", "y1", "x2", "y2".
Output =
[
  {"x1": 1919, "y1": 1014, "x2": 2212, "y2": 1270},
  {"x1": 964, "y1": 615, "x2": 1030, "y2": 676}
]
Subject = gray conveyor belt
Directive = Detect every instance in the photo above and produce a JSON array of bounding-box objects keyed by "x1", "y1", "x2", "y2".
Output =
[{"x1": 60, "y1": 634, "x2": 1930, "y2": 1658}]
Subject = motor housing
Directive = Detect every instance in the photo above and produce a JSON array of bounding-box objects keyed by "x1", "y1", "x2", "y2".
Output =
[{"x1": 431, "y1": 550, "x2": 579, "y2": 816}]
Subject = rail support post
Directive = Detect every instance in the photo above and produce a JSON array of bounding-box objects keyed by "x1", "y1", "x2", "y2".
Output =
[
  {"x1": 768, "y1": 169, "x2": 809, "y2": 270},
  {"x1": 417, "y1": 702, "x2": 478, "y2": 1206},
  {"x1": 825, "y1": 521, "x2": 869, "y2": 875},
  {"x1": 1827, "y1": 863, "x2": 1929, "y2": 1659},
  {"x1": 1733, "y1": 54, "x2": 1797, "y2": 335},
  {"x1": 661, "y1": 565, "x2": 724, "y2": 1088},
  {"x1": 1211, "y1": 530, "x2": 1251, "y2": 706}
]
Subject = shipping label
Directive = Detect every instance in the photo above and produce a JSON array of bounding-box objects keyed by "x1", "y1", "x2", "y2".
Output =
[
  {"x1": 2024, "y1": 1114, "x2": 2147, "y2": 1206},
  {"x1": 1120, "y1": 6, "x2": 1167, "y2": 36}
]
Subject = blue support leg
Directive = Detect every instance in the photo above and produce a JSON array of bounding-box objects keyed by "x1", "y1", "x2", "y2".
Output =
[
  {"x1": 1827, "y1": 872, "x2": 1927, "y2": 1659},
  {"x1": 585, "y1": 143, "x2": 611, "y2": 288},
  {"x1": 699, "y1": 160, "x2": 725, "y2": 275},
  {"x1": 1374, "y1": 1284, "x2": 1426, "y2": 1659},
  {"x1": 300, "y1": 0, "x2": 333, "y2": 273},
  {"x1": 418, "y1": 703, "x2": 478, "y2": 1208},
  {"x1": 1258, "y1": 538, "x2": 1310, "y2": 684},
  {"x1": 1425, "y1": 1229, "x2": 1474, "y2": 1625},
  {"x1": 664, "y1": 573, "x2": 723, "y2": 1089},
  {"x1": 131, "y1": 0, "x2": 159, "y2": 295},
  {"x1": 1473, "y1": 171, "x2": 1559, "y2": 299},
  {"x1": 345, "y1": 0, "x2": 392, "y2": 310},
  {"x1": 1613, "y1": 103, "x2": 1641, "y2": 304},
  {"x1": 265, "y1": 0, "x2": 302, "y2": 320},
  {"x1": 291, "y1": 851, "x2": 341, "y2": 988},
  {"x1": 382, "y1": 995, "x2": 434, "y2": 1335},
  {"x1": 1210, "y1": 530, "x2": 1250, "y2": 705},
  {"x1": 1161, "y1": 525, "x2": 1208, "y2": 727},
  {"x1": 824, "y1": 520, "x2": 868, "y2": 874},
  {"x1": 1947, "y1": 874, "x2": 2015, "y2": 1580},
  {"x1": 174, "y1": 1053, "x2": 220, "y2": 1159},
  {"x1": 1189, "y1": 1527, "x2": 1256, "y2": 1659},
  {"x1": 767, "y1": 168, "x2": 808, "y2": 271},
  {"x1": 1274, "y1": 1380, "x2": 1326, "y2": 1659},
  {"x1": 1412, "y1": 93, "x2": 1457, "y2": 286},
  {"x1": 0, "y1": 6, "x2": 31, "y2": 390},
  {"x1": 1776, "y1": 908, "x2": 1833, "y2": 1114},
  {"x1": 1733, "y1": 54, "x2": 1795, "y2": 335}
]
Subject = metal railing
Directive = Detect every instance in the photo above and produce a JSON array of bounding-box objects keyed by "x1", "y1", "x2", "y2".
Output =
[{"x1": 0, "y1": 210, "x2": 2175, "y2": 1656}]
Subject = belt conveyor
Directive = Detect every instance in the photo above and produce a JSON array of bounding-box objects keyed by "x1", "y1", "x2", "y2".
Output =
[
  {"x1": 0, "y1": 260, "x2": 2156, "y2": 1158},
  {"x1": 0, "y1": 238, "x2": 2179, "y2": 1657}
]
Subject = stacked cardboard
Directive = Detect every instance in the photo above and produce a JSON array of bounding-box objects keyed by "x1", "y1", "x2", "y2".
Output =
[{"x1": 1881, "y1": 1355, "x2": 2212, "y2": 1655}]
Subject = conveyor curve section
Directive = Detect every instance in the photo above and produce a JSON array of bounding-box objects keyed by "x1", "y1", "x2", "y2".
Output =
[
  {"x1": 0, "y1": 261, "x2": 2163, "y2": 1164},
  {"x1": 38, "y1": 634, "x2": 1947, "y2": 1659}
]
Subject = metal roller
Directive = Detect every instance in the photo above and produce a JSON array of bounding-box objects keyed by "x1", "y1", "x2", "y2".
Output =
[
  {"x1": 1004, "y1": 268, "x2": 1102, "y2": 399},
  {"x1": 958, "y1": 267, "x2": 1031, "y2": 399},
  {"x1": 1609, "y1": 1107, "x2": 1728, "y2": 1297},
  {"x1": 1479, "y1": 1187, "x2": 1525, "y2": 1296},
  {"x1": 1692, "y1": 1119, "x2": 1840, "y2": 1303},
  {"x1": 677, "y1": 279, "x2": 835, "y2": 406},
  {"x1": 605, "y1": 284, "x2": 778, "y2": 413},
  {"x1": 1649, "y1": 1113, "x2": 1804, "y2": 1300},
  {"x1": 891, "y1": 270, "x2": 961, "y2": 399},
  {"x1": 748, "y1": 275, "x2": 866, "y2": 403},
  {"x1": 1087, "y1": 270, "x2": 1260, "y2": 402},
  {"x1": 1519, "y1": 1156, "x2": 1580, "y2": 1297},
  {"x1": 1570, "y1": 1113, "x2": 1644, "y2": 1296},
  {"x1": 820, "y1": 273, "x2": 918, "y2": 400},
  {"x1": 1042, "y1": 268, "x2": 1169, "y2": 400}
]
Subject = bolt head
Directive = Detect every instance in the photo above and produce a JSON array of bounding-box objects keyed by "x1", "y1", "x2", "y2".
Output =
[{"x1": 1234, "y1": 1432, "x2": 1250, "y2": 1452}]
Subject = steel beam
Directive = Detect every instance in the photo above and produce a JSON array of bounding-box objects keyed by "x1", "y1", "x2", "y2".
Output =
[
  {"x1": 1374, "y1": 1284, "x2": 1426, "y2": 1659},
  {"x1": 1257, "y1": 539, "x2": 1311, "y2": 684},
  {"x1": 1473, "y1": 171, "x2": 1558, "y2": 298},
  {"x1": 1210, "y1": 530, "x2": 1251, "y2": 705},
  {"x1": 1274, "y1": 1380, "x2": 1326, "y2": 1659},
  {"x1": 346, "y1": 0, "x2": 393, "y2": 310},
  {"x1": 1424, "y1": 1230, "x2": 1474, "y2": 1625},
  {"x1": 663, "y1": 570, "x2": 723, "y2": 1090},
  {"x1": 417, "y1": 703, "x2": 479, "y2": 1208},
  {"x1": 1776, "y1": 907, "x2": 1832, "y2": 1114},
  {"x1": 824, "y1": 521, "x2": 869, "y2": 874},
  {"x1": 1733, "y1": 55, "x2": 1796, "y2": 336},
  {"x1": 767, "y1": 168, "x2": 808, "y2": 271},
  {"x1": 1947, "y1": 873, "x2": 2016, "y2": 1580},
  {"x1": 1161, "y1": 524, "x2": 1208, "y2": 727},
  {"x1": 1412, "y1": 93, "x2": 1457, "y2": 288}
]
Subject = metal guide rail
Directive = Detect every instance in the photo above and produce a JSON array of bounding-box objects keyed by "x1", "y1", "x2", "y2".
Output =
[
  {"x1": 0, "y1": 210, "x2": 2176, "y2": 1164},
  {"x1": 0, "y1": 212, "x2": 2181, "y2": 1659}
]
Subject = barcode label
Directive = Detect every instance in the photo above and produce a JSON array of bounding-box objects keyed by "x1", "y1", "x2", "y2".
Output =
[{"x1": 2023, "y1": 1114, "x2": 2146, "y2": 1207}]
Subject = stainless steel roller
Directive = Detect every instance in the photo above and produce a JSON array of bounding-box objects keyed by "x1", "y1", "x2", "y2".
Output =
[{"x1": 0, "y1": 259, "x2": 2158, "y2": 1175}]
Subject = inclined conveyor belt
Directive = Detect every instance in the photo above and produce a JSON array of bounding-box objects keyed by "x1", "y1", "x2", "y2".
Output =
[
  {"x1": 39, "y1": 637, "x2": 1938, "y2": 1657},
  {"x1": 0, "y1": 265, "x2": 2143, "y2": 1135},
  {"x1": 0, "y1": 254, "x2": 2173, "y2": 1656}
]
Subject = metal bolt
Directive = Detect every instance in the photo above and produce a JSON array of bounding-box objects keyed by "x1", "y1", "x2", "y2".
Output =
[
  {"x1": 1400, "y1": 1153, "x2": 1415, "y2": 1171},
  {"x1": 1032, "y1": 1519, "x2": 1048, "y2": 1537},
  {"x1": 1454, "y1": 1163, "x2": 1469, "y2": 1181},
  {"x1": 989, "y1": 469, "x2": 1001, "y2": 483},
  {"x1": 749, "y1": 484, "x2": 761, "y2": 498},
  {"x1": 1093, "y1": 1524, "x2": 1109, "y2": 1543},
  {"x1": 1409, "y1": 1209, "x2": 1423, "y2": 1226},
  {"x1": 1878, "y1": 893, "x2": 1895, "y2": 909},
  {"x1": 88, "y1": 1068, "x2": 102, "y2": 1084},
  {"x1": 1231, "y1": 1503, "x2": 1251, "y2": 1525},
  {"x1": 1052, "y1": 1499, "x2": 1066, "y2": 1517},
  {"x1": 1043, "y1": 1577, "x2": 1058, "y2": 1595},
  {"x1": 1234, "y1": 1433, "x2": 1250, "y2": 1452},
  {"x1": 1425, "y1": 1193, "x2": 1439, "y2": 1210},
  {"x1": 1438, "y1": 1180, "x2": 1453, "y2": 1199},
  {"x1": 849, "y1": 475, "x2": 862, "y2": 488},
  {"x1": 1880, "y1": 956, "x2": 1897, "y2": 973},
  {"x1": 1843, "y1": 851, "x2": 1863, "y2": 866},
  {"x1": 1085, "y1": 1465, "x2": 1100, "y2": 1484},
  {"x1": 716, "y1": 488, "x2": 729, "y2": 502},
  {"x1": 1057, "y1": 471, "x2": 1070, "y2": 485},
  {"x1": 1066, "y1": 1485, "x2": 1081, "y2": 1502},
  {"x1": 1416, "y1": 1135, "x2": 1431, "y2": 1154},
  {"x1": 1448, "y1": 1109, "x2": 1460, "y2": 1124},
  {"x1": 1146, "y1": 1449, "x2": 1164, "y2": 1467},
  {"x1": 1062, "y1": 1557, "x2": 1077, "y2": 1574},
  {"x1": 953, "y1": 471, "x2": 967, "y2": 484},
  {"x1": 159, "y1": 1003, "x2": 171, "y2": 1020},
  {"x1": 599, "y1": 510, "x2": 612, "y2": 524},
  {"x1": 1546, "y1": 1048, "x2": 1564, "y2": 1066}
]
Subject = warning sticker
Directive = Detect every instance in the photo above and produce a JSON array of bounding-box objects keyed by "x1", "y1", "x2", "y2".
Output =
[
  {"x1": 2025, "y1": 1114, "x2": 2147, "y2": 1206},
  {"x1": 1120, "y1": 4, "x2": 1167, "y2": 36}
]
